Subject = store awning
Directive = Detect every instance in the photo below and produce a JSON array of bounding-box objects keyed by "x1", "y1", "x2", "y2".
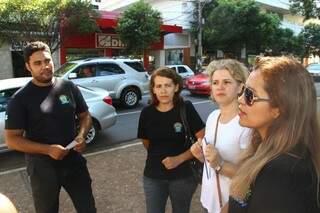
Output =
[
  {"x1": 96, "y1": 11, "x2": 182, "y2": 34},
  {"x1": 160, "y1": 24, "x2": 183, "y2": 35}
]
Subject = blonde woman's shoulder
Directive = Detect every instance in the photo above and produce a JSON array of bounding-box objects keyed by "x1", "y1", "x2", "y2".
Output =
[
  {"x1": 207, "y1": 109, "x2": 220, "y2": 122},
  {"x1": 0, "y1": 194, "x2": 17, "y2": 213}
]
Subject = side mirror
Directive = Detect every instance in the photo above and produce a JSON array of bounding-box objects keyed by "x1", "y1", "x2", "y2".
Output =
[{"x1": 68, "y1": 73, "x2": 77, "y2": 79}]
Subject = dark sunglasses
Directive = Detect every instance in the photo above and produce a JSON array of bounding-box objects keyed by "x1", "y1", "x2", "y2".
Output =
[{"x1": 239, "y1": 86, "x2": 270, "y2": 106}]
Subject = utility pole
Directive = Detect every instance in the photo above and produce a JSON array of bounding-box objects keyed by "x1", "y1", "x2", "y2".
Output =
[{"x1": 197, "y1": 0, "x2": 203, "y2": 72}]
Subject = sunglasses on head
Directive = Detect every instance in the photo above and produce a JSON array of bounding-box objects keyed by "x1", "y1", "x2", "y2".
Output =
[{"x1": 240, "y1": 86, "x2": 270, "y2": 106}]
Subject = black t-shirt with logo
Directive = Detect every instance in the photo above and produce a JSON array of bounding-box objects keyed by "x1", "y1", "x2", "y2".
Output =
[
  {"x1": 137, "y1": 101, "x2": 205, "y2": 180},
  {"x1": 5, "y1": 78, "x2": 88, "y2": 163},
  {"x1": 228, "y1": 154, "x2": 320, "y2": 213}
]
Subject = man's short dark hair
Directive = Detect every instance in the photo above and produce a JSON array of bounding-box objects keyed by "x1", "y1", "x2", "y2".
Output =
[{"x1": 23, "y1": 41, "x2": 51, "y2": 63}]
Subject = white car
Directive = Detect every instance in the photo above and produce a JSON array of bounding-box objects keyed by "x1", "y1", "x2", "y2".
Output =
[
  {"x1": 0, "y1": 77, "x2": 117, "y2": 152},
  {"x1": 54, "y1": 58, "x2": 149, "y2": 108},
  {"x1": 166, "y1": 65, "x2": 195, "y2": 80},
  {"x1": 306, "y1": 63, "x2": 320, "y2": 82}
]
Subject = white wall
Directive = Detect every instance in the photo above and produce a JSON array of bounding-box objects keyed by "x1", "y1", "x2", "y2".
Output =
[
  {"x1": 149, "y1": 0, "x2": 194, "y2": 29},
  {"x1": 255, "y1": 0, "x2": 290, "y2": 10},
  {"x1": 0, "y1": 43, "x2": 13, "y2": 80},
  {"x1": 164, "y1": 32, "x2": 190, "y2": 49},
  {"x1": 52, "y1": 48, "x2": 61, "y2": 69},
  {"x1": 150, "y1": 50, "x2": 165, "y2": 67},
  {"x1": 281, "y1": 20, "x2": 303, "y2": 35},
  {"x1": 100, "y1": 0, "x2": 194, "y2": 30},
  {"x1": 257, "y1": 0, "x2": 304, "y2": 34}
]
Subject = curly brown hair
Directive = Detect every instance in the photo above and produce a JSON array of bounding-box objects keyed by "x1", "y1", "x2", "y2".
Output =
[{"x1": 149, "y1": 67, "x2": 183, "y2": 106}]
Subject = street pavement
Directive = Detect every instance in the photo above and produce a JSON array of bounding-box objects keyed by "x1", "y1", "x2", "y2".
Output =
[{"x1": 0, "y1": 140, "x2": 203, "y2": 213}]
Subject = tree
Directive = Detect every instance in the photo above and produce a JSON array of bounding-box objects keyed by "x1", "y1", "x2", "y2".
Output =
[
  {"x1": 269, "y1": 28, "x2": 304, "y2": 57},
  {"x1": 116, "y1": 0, "x2": 162, "y2": 55},
  {"x1": 289, "y1": 0, "x2": 320, "y2": 20},
  {"x1": 299, "y1": 23, "x2": 320, "y2": 57},
  {"x1": 0, "y1": 0, "x2": 100, "y2": 52},
  {"x1": 201, "y1": 0, "x2": 280, "y2": 58}
]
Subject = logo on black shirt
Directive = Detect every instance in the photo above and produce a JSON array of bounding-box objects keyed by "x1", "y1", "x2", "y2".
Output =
[
  {"x1": 59, "y1": 95, "x2": 70, "y2": 105},
  {"x1": 174, "y1": 122, "x2": 183, "y2": 133}
]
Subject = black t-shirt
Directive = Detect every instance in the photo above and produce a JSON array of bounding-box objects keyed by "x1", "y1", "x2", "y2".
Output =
[
  {"x1": 5, "y1": 78, "x2": 88, "y2": 162},
  {"x1": 137, "y1": 101, "x2": 205, "y2": 180},
  {"x1": 229, "y1": 154, "x2": 320, "y2": 213}
]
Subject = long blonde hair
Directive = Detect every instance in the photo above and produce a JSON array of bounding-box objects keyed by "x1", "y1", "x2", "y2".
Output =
[{"x1": 230, "y1": 57, "x2": 320, "y2": 202}]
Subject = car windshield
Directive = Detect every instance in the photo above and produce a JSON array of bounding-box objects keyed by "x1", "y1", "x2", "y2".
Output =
[
  {"x1": 124, "y1": 62, "x2": 145, "y2": 72},
  {"x1": 308, "y1": 64, "x2": 320, "y2": 71},
  {"x1": 54, "y1": 62, "x2": 78, "y2": 77}
]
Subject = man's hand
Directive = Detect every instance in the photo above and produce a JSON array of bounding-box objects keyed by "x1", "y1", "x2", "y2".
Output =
[
  {"x1": 190, "y1": 138, "x2": 204, "y2": 162},
  {"x1": 48, "y1": 145, "x2": 69, "y2": 160},
  {"x1": 74, "y1": 136, "x2": 86, "y2": 153},
  {"x1": 204, "y1": 144, "x2": 221, "y2": 168},
  {"x1": 162, "y1": 156, "x2": 182, "y2": 170}
]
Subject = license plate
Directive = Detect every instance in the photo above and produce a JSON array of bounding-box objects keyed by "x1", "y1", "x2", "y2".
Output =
[{"x1": 188, "y1": 85, "x2": 196, "y2": 89}]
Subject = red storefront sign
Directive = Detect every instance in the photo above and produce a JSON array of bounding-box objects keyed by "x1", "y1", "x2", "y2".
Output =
[
  {"x1": 60, "y1": 11, "x2": 182, "y2": 68},
  {"x1": 96, "y1": 34, "x2": 125, "y2": 49}
]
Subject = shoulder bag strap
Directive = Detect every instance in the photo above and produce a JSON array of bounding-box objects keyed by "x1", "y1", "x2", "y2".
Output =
[
  {"x1": 179, "y1": 101, "x2": 195, "y2": 147},
  {"x1": 214, "y1": 113, "x2": 223, "y2": 208}
]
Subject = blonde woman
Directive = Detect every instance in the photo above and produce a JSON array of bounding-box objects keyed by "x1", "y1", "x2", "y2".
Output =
[
  {"x1": 191, "y1": 59, "x2": 251, "y2": 213},
  {"x1": 229, "y1": 57, "x2": 320, "y2": 212}
]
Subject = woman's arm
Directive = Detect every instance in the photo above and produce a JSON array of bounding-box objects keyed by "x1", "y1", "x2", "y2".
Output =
[
  {"x1": 204, "y1": 145, "x2": 245, "y2": 178},
  {"x1": 141, "y1": 139, "x2": 150, "y2": 150},
  {"x1": 190, "y1": 129, "x2": 205, "y2": 162},
  {"x1": 162, "y1": 128, "x2": 205, "y2": 169},
  {"x1": 195, "y1": 128, "x2": 205, "y2": 139}
]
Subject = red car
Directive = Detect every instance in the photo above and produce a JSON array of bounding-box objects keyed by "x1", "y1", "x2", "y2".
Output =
[{"x1": 185, "y1": 72, "x2": 211, "y2": 95}]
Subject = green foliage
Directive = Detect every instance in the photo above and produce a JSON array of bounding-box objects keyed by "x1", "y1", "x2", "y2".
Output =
[
  {"x1": 270, "y1": 28, "x2": 304, "y2": 57},
  {"x1": 191, "y1": 0, "x2": 303, "y2": 59},
  {"x1": 202, "y1": 0, "x2": 280, "y2": 56},
  {"x1": 289, "y1": 0, "x2": 320, "y2": 20},
  {"x1": 299, "y1": 23, "x2": 320, "y2": 57},
  {"x1": 61, "y1": 0, "x2": 99, "y2": 35},
  {"x1": 0, "y1": 0, "x2": 100, "y2": 52},
  {"x1": 116, "y1": 0, "x2": 162, "y2": 54}
]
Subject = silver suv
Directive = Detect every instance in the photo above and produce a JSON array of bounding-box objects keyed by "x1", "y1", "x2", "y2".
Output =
[{"x1": 54, "y1": 58, "x2": 149, "y2": 108}]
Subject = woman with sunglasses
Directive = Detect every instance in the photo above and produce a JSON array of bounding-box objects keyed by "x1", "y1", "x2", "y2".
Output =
[
  {"x1": 229, "y1": 56, "x2": 320, "y2": 213},
  {"x1": 138, "y1": 67, "x2": 205, "y2": 213},
  {"x1": 190, "y1": 59, "x2": 251, "y2": 213}
]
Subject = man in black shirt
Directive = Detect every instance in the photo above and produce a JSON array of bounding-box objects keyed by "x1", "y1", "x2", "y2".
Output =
[{"x1": 4, "y1": 41, "x2": 96, "y2": 213}]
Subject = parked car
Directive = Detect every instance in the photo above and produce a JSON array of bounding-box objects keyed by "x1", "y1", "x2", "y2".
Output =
[
  {"x1": 166, "y1": 65, "x2": 195, "y2": 82},
  {"x1": 0, "y1": 77, "x2": 117, "y2": 153},
  {"x1": 54, "y1": 58, "x2": 149, "y2": 108},
  {"x1": 185, "y1": 72, "x2": 211, "y2": 95},
  {"x1": 306, "y1": 63, "x2": 320, "y2": 82}
]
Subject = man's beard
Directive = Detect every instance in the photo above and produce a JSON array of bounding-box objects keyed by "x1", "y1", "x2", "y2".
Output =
[{"x1": 33, "y1": 74, "x2": 53, "y2": 84}]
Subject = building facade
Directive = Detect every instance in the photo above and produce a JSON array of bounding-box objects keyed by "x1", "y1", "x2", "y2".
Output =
[
  {"x1": 100, "y1": 0, "x2": 307, "y2": 67},
  {"x1": 0, "y1": 0, "x2": 313, "y2": 80},
  {"x1": 0, "y1": 10, "x2": 181, "y2": 79},
  {"x1": 101, "y1": 0, "x2": 196, "y2": 69}
]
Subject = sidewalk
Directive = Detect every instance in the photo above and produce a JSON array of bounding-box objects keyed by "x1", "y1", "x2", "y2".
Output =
[{"x1": 0, "y1": 140, "x2": 203, "y2": 213}]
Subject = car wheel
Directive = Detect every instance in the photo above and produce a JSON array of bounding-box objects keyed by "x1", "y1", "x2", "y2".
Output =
[
  {"x1": 85, "y1": 121, "x2": 98, "y2": 144},
  {"x1": 121, "y1": 88, "x2": 139, "y2": 108}
]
